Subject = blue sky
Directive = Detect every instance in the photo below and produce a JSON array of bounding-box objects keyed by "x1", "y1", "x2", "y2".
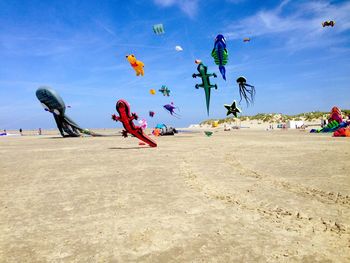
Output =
[{"x1": 0, "y1": 0, "x2": 349, "y2": 129}]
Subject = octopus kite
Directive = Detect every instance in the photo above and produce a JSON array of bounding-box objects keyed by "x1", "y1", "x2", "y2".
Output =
[
  {"x1": 211, "y1": 34, "x2": 228, "y2": 80},
  {"x1": 36, "y1": 87, "x2": 98, "y2": 137},
  {"x1": 236, "y1": 76, "x2": 255, "y2": 106}
]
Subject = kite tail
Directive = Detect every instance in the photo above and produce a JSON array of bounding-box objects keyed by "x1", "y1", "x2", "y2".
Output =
[{"x1": 219, "y1": 65, "x2": 226, "y2": 80}]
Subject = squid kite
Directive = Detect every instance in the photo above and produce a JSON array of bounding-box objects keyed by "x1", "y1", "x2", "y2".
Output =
[
  {"x1": 236, "y1": 76, "x2": 255, "y2": 106},
  {"x1": 36, "y1": 87, "x2": 98, "y2": 137}
]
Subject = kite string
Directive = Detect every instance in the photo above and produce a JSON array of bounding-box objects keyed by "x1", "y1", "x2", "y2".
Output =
[{"x1": 184, "y1": 23, "x2": 196, "y2": 62}]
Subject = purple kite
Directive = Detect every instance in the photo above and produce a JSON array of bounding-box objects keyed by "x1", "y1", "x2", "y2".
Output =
[{"x1": 163, "y1": 102, "x2": 180, "y2": 118}]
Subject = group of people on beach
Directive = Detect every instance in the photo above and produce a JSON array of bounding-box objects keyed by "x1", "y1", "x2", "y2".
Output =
[{"x1": 1, "y1": 128, "x2": 42, "y2": 136}]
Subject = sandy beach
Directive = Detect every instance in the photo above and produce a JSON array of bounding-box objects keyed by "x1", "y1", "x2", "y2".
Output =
[{"x1": 0, "y1": 129, "x2": 349, "y2": 262}]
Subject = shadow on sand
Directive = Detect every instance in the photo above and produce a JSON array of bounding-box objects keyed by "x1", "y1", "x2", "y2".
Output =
[
  {"x1": 41, "y1": 134, "x2": 122, "y2": 139},
  {"x1": 108, "y1": 146, "x2": 155, "y2": 150}
]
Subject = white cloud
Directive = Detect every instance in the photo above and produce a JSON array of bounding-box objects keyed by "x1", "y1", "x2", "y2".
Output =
[
  {"x1": 153, "y1": 0, "x2": 198, "y2": 17},
  {"x1": 224, "y1": 0, "x2": 350, "y2": 52}
]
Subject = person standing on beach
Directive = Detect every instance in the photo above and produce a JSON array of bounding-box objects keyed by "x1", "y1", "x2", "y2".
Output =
[
  {"x1": 19, "y1": 128, "x2": 23, "y2": 136},
  {"x1": 38, "y1": 128, "x2": 42, "y2": 135}
]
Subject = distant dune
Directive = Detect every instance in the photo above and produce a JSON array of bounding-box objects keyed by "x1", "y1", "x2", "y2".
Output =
[{"x1": 197, "y1": 110, "x2": 350, "y2": 130}]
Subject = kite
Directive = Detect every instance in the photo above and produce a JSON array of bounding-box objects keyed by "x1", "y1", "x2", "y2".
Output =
[
  {"x1": 310, "y1": 120, "x2": 342, "y2": 133},
  {"x1": 153, "y1": 24, "x2": 165, "y2": 35},
  {"x1": 310, "y1": 106, "x2": 348, "y2": 133},
  {"x1": 36, "y1": 87, "x2": 99, "y2": 137},
  {"x1": 149, "y1": 111, "x2": 155, "y2": 117},
  {"x1": 163, "y1": 102, "x2": 180, "y2": 118},
  {"x1": 329, "y1": 106, "x2": 343, "y2": 124},
  {"x1": 150, "y1": 89, "x2": 156, "y2": 95},
  {"x1": 126, "y1": 54, "x2": 144, "y2": 76},
  {"x1": 204, "y1": 131, "x2": 213, "y2": 137},
  {"x1": 322, "y1": 21, "x2": 335, "y2": 27},
  {"x1": 154, "y1": 124, "x2": 177, "y2": 136},
  {"x1": 175, "y1": 45, "x2": 183, "y2": 51},
  {"x1": 243, "y1": 38, "x2": 250, "y2": 42},
  {"x1": 112, "y1": 99, "x2": 157, "y2": 147},
  {"x1": 334, "y1": 128, "x2": 350, "y2": 137},
  {"x1": 152, "y1": 129, "x2": 161, "y2": 136},
  {"x1": 138, "y1": 119, "x2": 148, "y2": 130},
  {"x1": 155, "y1": 123, "x2": 166, "y2": 130},
  {"x1": 161, "y1": 125, "x2": 178, "y2": 135},
  {"x1": 224, "y1": 100, "x2": 241, "y2": 118},
  {"x1": 211, "y1": 34, "x2": 228, "y2": 80},
  {"x1": 236, "y1": 76, "x2": 256, "y2": 106},
  {"x1": 159, "y1": 85, "x2": 170, "y2": 96},
  {"x1": 192, "y1": 62, "x2": 217, "y2": 115}
]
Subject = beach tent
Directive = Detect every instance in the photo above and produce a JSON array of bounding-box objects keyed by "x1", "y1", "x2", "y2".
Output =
[{"x1": 287, "y1": 121, "x2": 304, "y2": 129}]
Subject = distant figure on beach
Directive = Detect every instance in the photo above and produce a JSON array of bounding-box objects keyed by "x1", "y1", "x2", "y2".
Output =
[
  {"x1": 38, "y1": 128, "x2": 42, "y2": 135},
  {"x1": 19, "y1": 128, "x2": 23, "y2": 136}
]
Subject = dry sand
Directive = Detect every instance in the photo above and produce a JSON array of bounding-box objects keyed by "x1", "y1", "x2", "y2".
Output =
[{"x1": 0, "y1": 129, "x2": 349, "y2": 262}]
